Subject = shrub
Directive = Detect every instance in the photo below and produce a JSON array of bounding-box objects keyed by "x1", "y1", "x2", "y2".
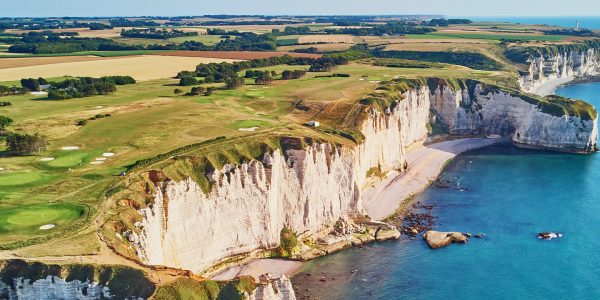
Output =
[
  {"x1": 179, "y1": 75, "x2": 199, "y2": 86},
  {"x1": 174, "y1": 88, "x2": 183, "y2": 94},
  {"x1": 76, "y1": 120, "x2": 88, "y2": 126},
  {"x1": 277, "y1": 227, "x2": 299, "y2": 257}
]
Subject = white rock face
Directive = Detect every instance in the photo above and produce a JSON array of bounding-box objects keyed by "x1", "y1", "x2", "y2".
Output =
[
  {"x1": 249, "y1": 274, "x2": 296, "y2": 300},
  {"x1": 431, "y1": 84, "x2": 598, "y2": 152},
  {"x1": 519, "y1": 48, "x2": 600, "y2": 94},
  {"x1": 131, "y1": 82, "x2": 597, "y2": 275},
  {"x1": 0, "y1": 276, "x2": 110, "y2": 300}
]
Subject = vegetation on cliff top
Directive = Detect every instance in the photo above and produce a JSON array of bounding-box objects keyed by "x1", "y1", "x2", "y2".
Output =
[
  {"x1": 504, "y1": 40, "x2": 600, "y2": 65},
  {"x1": 154, "y1": 277, "x2": 256, "y2": 300}
]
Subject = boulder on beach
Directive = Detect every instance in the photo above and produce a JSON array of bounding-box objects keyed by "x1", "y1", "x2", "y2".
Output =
[{"x1": 423, "y1": 230, "x2": 469, "y2": 249}]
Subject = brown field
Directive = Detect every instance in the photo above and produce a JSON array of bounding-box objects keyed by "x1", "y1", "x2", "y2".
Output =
[
  {"x1": 297, "y1": 34, "x2": 358, "y2": 44},
  {"x1": 5, "y1": 27, "x2": 131, "y2": 38},
  {"x1": 0, "y1": 55, "x2": 117, "y2": 69},
  {"x1": 158, "y1": 50, "x2": 322, "y2": 59},
  {"x1": 177, "y1": 27, "x2": 209, "y2": 34},
  {"x1": 0, "y1": 55, "x2": 240, "y2": 81},
  {"x1": 381, "y1": 39, "x2": 495, "y2": 52},
  {"x1": 204, "y1": 23, "x2": 331, "y2": 34}
]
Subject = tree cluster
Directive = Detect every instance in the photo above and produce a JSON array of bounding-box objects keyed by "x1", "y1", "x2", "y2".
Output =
[
  {"x1": 422, "y1": 19, "x2": 472, "y2": 27},
  {"x1": 120, "y1": 28, "x2": 198, "y2": 39},
  {"x1": 23, "y1": 76, "x2": 137, "y2": 100},
  {"x1": 0, "y1": 85, "x2": 27, "y2": 97},
  {"x1": 109, "y1": 18, "x2": 160, "y2": 27},
  {"x1": 324, "y1": 22, "x2": 434, "y2": 36},
  {"x1": 187, "y1": 86, "x2": 215, "y2": 96},
  {"x1": 4, "y1": 132, "x2": 47, "y2": 155},
  {"x1": 271, "y1": 26, "x2": 311, "y2": 36},
  {"x1": 281, "y1": 70, "x2": 307, "y2": 80}
]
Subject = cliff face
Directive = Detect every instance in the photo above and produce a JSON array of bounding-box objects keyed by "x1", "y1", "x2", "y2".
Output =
[
  {"x1": 431, "y1": 84, "x2": 598, "y2": 152},
  {"x1": 132, "y1": 88, "x2": 431, "y2": 274},
  {"x1": 518, "y1": 48, "x2": 600, "y2": 94},
  {"x1": 129, "y1": 80, "x2": 598, "y2": 275},
  {"x1": 0, "y1": 276, "x2": 110, "y2": 300}
]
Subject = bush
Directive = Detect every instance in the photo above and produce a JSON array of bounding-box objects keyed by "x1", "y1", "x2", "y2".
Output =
[
  {"x1": 179, "y1": 76, "x2": 199, "y2": 86},
  {"x1": 0, "y1": 102, "x2": 11, "y2": 106},
  {"x1": 76, "y1": 120, "x2": 87, "y2": 126},
  {"x1": 174, "y1": 88, "x2": 183, "y2": 94},
  {"x1": 277, "y1": 227, "x2": 299, "y2": 257},
  {"x1": 225, "y1": 76, "x2": 244, "y2": 90}
]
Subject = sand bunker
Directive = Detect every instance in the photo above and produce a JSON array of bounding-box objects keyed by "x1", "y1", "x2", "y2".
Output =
[
  {"x1": 95, "y1": 106, "x2": 104, "y2": 109},
  {"x1": 369, "y1": 80, "x2": 381, "y2": 83},
  {"x1": 39, "y1": 224, "x2": 56, "y2": 230},
  {"x1": 0, "y1": 167, "x2": 4, "y2": 171},
  {"x1": 95, "y1": 157, "x2": 107, "y2": 161},
  {"x1": 102, "y1": 152, "x2": 115, "y2": 157},
  {"x1": 62, "y1": 146, "x2": 80, "y2": 150},
  {"x1": 238, "y1": 127, "x2": 259, "y2": 132},
  {"x1": 90, "y1": 161, "x2": 104, "y2": 165},
  {"x1": 40, "y1": 157, "x2": 55, "y2": 162}
]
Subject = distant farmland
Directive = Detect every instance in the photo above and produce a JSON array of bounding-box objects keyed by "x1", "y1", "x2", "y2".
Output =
[
  {"x1": 0, "y1": 55, "x2": 240, "y2": 81},
  {"x1": 158, "y1": 50, "x2": 322, "y2": 59}
]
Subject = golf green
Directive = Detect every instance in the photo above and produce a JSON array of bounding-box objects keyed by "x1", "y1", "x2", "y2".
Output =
[
  {"x1": 0, "y1": 203, "x2": 86, "y2": 233},
  {"x1": 46, "y1": 152, "x2": 89, "y2": 168}
]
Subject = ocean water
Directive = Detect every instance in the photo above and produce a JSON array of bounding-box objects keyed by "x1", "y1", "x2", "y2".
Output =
[
  {"x1": 468, "y1": 16, "x2": 600, "y2": 29},
  {"x1": 291, "y1": 82, "x2": 600, "y2": 299}
]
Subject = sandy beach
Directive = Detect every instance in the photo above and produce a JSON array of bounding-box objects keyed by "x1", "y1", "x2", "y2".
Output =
[
  {"x1": 530, "y1": 76, "x2": 574, "y2": 96},
  {"x1": 363, "y1": 138, "x2": 503, "y2": 220},
  {"x1": 210, "y1": 259, "x2": 303, "y2": 281}
]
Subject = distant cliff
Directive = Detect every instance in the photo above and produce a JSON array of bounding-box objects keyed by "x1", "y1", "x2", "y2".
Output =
[
  {"x1": 113, "y1": 78, "x2": 597, "y2": 278},
  {"x1": 506, "y1": 41, "x2": 600, "y2": 94}
]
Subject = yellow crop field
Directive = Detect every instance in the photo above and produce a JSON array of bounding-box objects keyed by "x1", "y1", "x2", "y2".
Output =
[{"x1": 0, "y1": 55, "x2": 240, "y2": 81}]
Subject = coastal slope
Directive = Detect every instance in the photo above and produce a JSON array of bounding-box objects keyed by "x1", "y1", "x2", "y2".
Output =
[{"x1": 116, "y1": 78, "x2": 597, "y2": 277}]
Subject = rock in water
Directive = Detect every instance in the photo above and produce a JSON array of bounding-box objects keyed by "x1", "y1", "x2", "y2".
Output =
[{"x1": 423, "y1": 231, "x2": 469, "y2": 249}]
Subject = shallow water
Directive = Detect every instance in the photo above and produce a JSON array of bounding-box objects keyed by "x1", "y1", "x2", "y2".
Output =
[{"x1": 291, "y1": 82, "x2": 600, "y2": 299}]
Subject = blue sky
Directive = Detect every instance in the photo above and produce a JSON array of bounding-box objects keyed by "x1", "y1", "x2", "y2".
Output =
[{"x1": 4, "y1": 0, "x2": 600, "y2": 17}]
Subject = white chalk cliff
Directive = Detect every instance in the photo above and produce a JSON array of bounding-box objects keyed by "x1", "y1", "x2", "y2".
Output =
[
  {"x1": 129, "y1": 80, "x2": 598, "y2": 279},
  {"x1": 0, "y1": 276, "x2": 110, "y2": 300},
  {"x1": 519, "y1": 48, "x2": 600, "y2": 94}
]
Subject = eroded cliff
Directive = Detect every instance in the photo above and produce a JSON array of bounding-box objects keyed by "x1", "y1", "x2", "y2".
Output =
[
  {"x1": 506, "y1": 42, "x2": 600, "y2": 94},
  {"x1": 119, "y1": 78, "x2": 597, "y2": 278}
]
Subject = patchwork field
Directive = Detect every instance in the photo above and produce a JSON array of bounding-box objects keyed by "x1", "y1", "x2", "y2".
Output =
[
  {"x1": 0, "y1": 55, "x2": 239, "y2": 81},
  {"x1": 157, "y1": 50, "x2": 321, "y2": 59},
  {"x1": 5, "y1": 27, "x2": 130, "y2": 38}
]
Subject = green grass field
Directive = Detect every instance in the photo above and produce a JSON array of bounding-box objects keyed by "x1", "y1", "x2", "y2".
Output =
[
  {"x1": 167, "y1": 35, "x2": 230, "y2": 45},
  {"x1": 0, "y1": 50, "x2": 171, "y2": 59}
]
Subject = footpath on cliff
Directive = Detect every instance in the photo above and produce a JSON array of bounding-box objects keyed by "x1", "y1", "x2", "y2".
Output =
[{"x1": 363, "y1": 137, "x2": 503, "y2": 221}]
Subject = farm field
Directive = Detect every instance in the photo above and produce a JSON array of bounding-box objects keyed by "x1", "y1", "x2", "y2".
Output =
[
  {"x1": 0, "y1": 55, "x2": 239, "y2": 81},
  {"x1": 157, "y1": 50, "x2": 321, "y2": 59},
  {"x1": 0, "y1": 55, "x2": 119, "y2": 69},
  {"x1": 278, "y1": 43, "x2": 355, "y2": 52},
  {"x1": 4, "y1": 27, "x2": 130, "y2": 38}
]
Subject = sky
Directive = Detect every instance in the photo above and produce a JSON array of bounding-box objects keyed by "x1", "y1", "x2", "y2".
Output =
[{"x1": 4, "y1": 0, "x2": 600, "y2": 17}]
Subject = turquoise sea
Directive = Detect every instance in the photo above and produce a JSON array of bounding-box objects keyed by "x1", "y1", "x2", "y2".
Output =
[{"x1": 291, "y1": 82, "x2": 600, "y2": 299}]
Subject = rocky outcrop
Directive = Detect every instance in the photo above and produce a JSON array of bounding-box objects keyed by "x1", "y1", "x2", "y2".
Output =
[
  {"x1": 128, "y1": 78, "x2": 598, "y2": 275},
  {"x1": 514, "y1": 46, "x2": 600, "y2": 94},
  {"x1": 249, "y1": 274, "x2": 296, "y2": 300},
  {"x1": 0, "y1": 276, "x2": 110, "y2": 300},
  {"x1": 423, "y1": 231, "x2": 469, "y2": 249}
]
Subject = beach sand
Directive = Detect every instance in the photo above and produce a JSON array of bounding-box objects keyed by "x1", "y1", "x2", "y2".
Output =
[
  {"x1": 530, "y1": 76, "x2": 574, "y2": 96},
  {"x1": 363, "y1": 138, "x2": 503, "y2": 220}
]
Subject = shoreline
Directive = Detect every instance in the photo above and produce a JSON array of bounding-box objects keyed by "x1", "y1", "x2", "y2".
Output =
[
  {"x1": 530, "y1": 75, "x2": 600, "y2": 96},
  {"x1": 210, "y1": 137, "x2": 504, "y2": 281},
  {"x1": 362, "y1": 137, "x2": 505, "y2": 221}
]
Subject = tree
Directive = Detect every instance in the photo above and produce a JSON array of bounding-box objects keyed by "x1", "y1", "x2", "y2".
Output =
[
  {"x1": 255, "y1": 72, "x2": 273, "y2": 85},
  {"x1": 225, "y1": 76, "x2": 245, "y2": 90},
  {"x1": 5, "y1": 133, "x2": 47, "y2": 155},
  {"x1": 0, "y1": 115, "x2": 13, "y2": 136},
  {"x1": 20, "y1": 78, "x2": 40, "y2": 91},
  {"x1": 179, "y1": 75, "x2": 198, "y2": 86}
]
